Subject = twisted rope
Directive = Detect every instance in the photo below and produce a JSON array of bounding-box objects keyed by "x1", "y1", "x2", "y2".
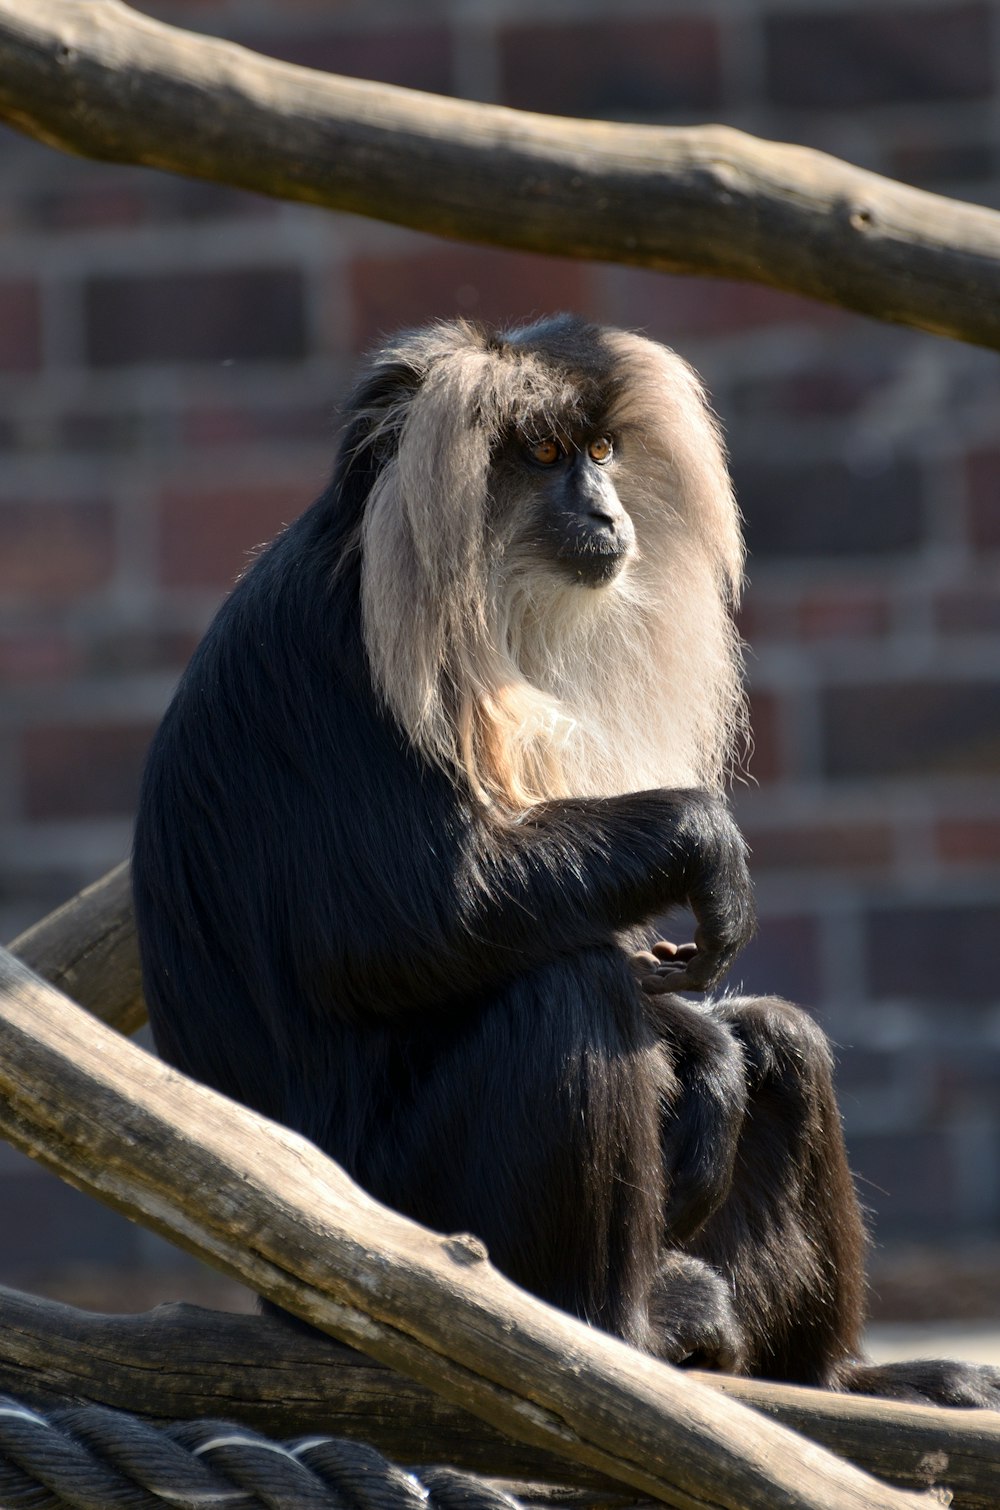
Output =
[{"x1": 0, "y1": 1397, "x2": 527, "y2": 1510}]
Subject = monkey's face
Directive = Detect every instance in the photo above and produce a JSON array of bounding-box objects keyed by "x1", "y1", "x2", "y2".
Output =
[{"x1": 499, "y1": 431, "x2": 637, "y2": 589}]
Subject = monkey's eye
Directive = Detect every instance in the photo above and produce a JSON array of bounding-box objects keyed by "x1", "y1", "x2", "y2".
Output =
[
  {"x1": 588, "y1": 437, "x2": 614, "y2": 464},
  {"x1": 528, "y1": 438, "x2": 562, "y2": 467}
]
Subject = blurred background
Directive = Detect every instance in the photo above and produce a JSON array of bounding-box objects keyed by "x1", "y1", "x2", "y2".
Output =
[{"x1": 0, "y1": 0, "x2": 999, "y2": 1342}]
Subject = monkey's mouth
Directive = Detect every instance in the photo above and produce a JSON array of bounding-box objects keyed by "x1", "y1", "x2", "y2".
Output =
[{"x1": 558, "y1": 542, "x2": 631, "y2": 587}]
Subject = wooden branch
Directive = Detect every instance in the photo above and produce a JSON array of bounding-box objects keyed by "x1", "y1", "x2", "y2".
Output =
[
  {"x1": 0, "y1": 944, "x2": 932, "y2": 1510},
  {"x1": 8, "y1": 880, "x2": 1000, "y2": 1501},
  {"x1": 0, "y1": 1286, "x2": 619, "y2": 1493},
  {"x1": 0, "y1": 3, "x2": 999, "y2": 349},
  {"x1": 8, "y1": 861, "x2": 143, "y2": 1033},
  {"x1": 0, "y1": 1286, "x2": 995, "y2": 1509},
  {"x1": 7, "y1": 882, "x2": 1000, "y2": 1507}
]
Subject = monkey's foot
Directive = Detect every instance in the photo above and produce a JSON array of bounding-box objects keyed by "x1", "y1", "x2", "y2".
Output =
[{"x1": 839, "y1": 1358, "x2": 1000, "y2": 1409}]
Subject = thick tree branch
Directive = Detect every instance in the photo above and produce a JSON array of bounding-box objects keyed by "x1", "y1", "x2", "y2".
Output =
[
  {"x1": 0, "y1": 1286, "x2": 995, "y2": 1507},
  {"x1": 9, "y1": 861, "x2": 143, "y2": 1033},
  {"x1": 0, "y1": 1, "x2": 999, "y2": 348},
  {"x1": 9, "y1": 882, "x2": 1000, "y2": 1501},
  {"x1": 0, "y1": 943, "x2": 933, "y2": 1510}
]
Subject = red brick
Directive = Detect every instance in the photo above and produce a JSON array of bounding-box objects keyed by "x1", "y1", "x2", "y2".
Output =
[
  {"x1": 0, "y1": 280, "x2": 42, "y2": 372},
  {"x1": 0, "y1": 500, "x2": 116, "y2": 601},
  {"x1": 889, "y1": 137, "x2": 994, "y2": 192},
  {"x1": 0, "y1": 632, "x2": 78, "y2": 684},
  {"x1": 735, "y1": 590, "x2": 796, "y2": 644},
  {"x1": 744, "y1": 821, "x2": 893, "y2": 872},
  {"x1": 965, "y1": 450, "x2": 1000, "y2": 549},
  {"x1": 348, "y1": 246, "x2": 593, "y2": 354},
  {"x1": 765, "y1": 5, "x2": 992, "y2": 108},
  {"x1": 932, "y1": 1047, "x2": 1000, "y2": 1114},
  {"x1": 936, "y1": 818, "x2": 1000, "y2": 866},
  {"x1": 149, "y1": 177, "x2": 283, "y2": 226},
  {"x1": 797, "y1": 586, "x2": 890, "y2": 641},
  {"x1": 85, "y1": 628, "x2": 202, "y2": 677},
  {"x1": 728, "y1": 914, "x2": 823, "y2": 1008},
  {"x1": 846, "y1": 1131, "x2": 954, "y2": 1239},
  {"x1": 0, "y1": 1171, "x2": 144, "y2": 1270},
  {"x1": 28, "y1": 182, "x2": 147, "y2": 233},
  {"x1": 59, "y1": 411, "x2": 145, "y2": 453},
  {"x1": 835, "y1": 1047, "x2": 899, "y2": 1099},
  {"x1": 183, "y1": 401, "x2": 333, "y2": 447},
  {"x1": 157, "y1": 480, "x2": 306, "y2": 588},
  {"x1": 85, "y1": 268, "x2": 308, "y2": 367},
  {"x1": 252, "y1": 26, "x2": 452, "y2": 93},
  {"x1": 935, "y1": 585, "x2": 1000, "y2": 633},
  {"x1": 868, "y1": 1245, "x2": 1000, "y2": 1323},
  {"x1": 745, "y1": 689, "x2": 782, "y2": 785},
  {"x1": 499, "y1": 18, "x2": 721, "y2": 116},
  {"x1": 729, "y1": 361, "x2": 892, "y2": 421},
  {"x1": 21, "y1": 722, "x2": 157, "y2": 820},
  {"x1": 601, "y1": 265, "x2": 854, "y2": 342},
  {"x1": 737, "y1": 456, "x2": 922, "y2": 560},
  {"x1": 867, "y1": 902, "x2": 1000, "y2": 1004},
  {"x1": 824, "y1": 681, "x2": 1000, "y2": 778}
]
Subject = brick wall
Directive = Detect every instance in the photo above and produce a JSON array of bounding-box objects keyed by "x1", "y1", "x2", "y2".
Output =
[{"x1": 1, "y1": 0, "x2": 999, "y2": 1303}]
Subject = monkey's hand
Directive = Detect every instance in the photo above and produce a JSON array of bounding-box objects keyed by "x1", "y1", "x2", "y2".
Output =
[
  {"x1": 666, "y1": 794, "x2": 756, "y2": 992},
  {"x1": 630, "y1": 939, "x2": 700, "y2": 994}
]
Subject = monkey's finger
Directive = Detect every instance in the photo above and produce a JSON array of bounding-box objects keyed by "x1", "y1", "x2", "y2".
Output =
[
  {"x1": 664, "y1": 945, "x2": 733, "y2": 993},
  {"x1": 638, "y1": 962, "x2": 695, "y2": 995},
  {"x1": 652, "y1": 940, "x2": 698, "y2": 962}
]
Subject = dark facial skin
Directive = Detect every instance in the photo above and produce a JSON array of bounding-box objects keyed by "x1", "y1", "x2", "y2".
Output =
[{"x1": 524, "y1": 433, "x2": 636, "y2": 586}]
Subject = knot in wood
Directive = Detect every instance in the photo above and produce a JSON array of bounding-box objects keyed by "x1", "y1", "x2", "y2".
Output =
[{"x1": 443, "y1": 1233, "x2": 489, "y2": 1265}]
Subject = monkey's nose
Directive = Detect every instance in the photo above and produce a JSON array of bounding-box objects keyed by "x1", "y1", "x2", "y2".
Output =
[{"x1": 588, "y1": 503, "x2": 622, "y2": 531}]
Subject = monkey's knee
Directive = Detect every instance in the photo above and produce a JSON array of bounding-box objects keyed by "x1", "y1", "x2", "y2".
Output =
[
  {"x1": 646, "y1": 995, "x2": 747, "y2": 1242},
  {"x1": 710, "y1": 994, "x2": 834, "y2": 1094}
]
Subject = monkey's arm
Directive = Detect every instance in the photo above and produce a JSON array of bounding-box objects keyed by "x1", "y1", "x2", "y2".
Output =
[
  {"x1": 496, "y1": 788, "x2": 754, "y2": 979},
  {"x1": 334, "y1": 787, "x2": 755, "y2": 1012}
]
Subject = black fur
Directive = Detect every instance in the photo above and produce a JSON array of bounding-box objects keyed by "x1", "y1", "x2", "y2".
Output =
[
  {"x1": 133, "y1": 320, "x2": 999, "y2": 1406},
  {"x1": 133, "y1": 474, "x2": 752, "y2": 1351}
]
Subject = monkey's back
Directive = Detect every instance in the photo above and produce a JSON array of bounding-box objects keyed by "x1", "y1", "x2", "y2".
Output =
[{"x1": 132, "y1": 495, "x2": 468, "y2": 1146}]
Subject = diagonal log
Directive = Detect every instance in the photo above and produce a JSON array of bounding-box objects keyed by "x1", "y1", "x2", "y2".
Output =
[
  {"x1": 0, "y1": 1, "x2": 999, "y2": 348},
  {"x1": 8, "y1": 883, "x2": 1000, "y2": 1502},
  {"x1": 9, "y1": 861, "x2": 143, "y2": 1034},
  {"x1": 12, "y1": 876, "x2": 1000, "y2": 1506},
  {"x1": 0, "y1": 942, "x2": 935, "y2": 1510},
  {"x1": 0, "y1": 1285, "x2": 996, "y2": 1508}
]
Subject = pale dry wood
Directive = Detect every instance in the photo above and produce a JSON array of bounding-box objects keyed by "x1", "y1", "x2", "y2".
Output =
[
  {"x1": 8, "y1": 860, "x2": 143, "y2": 1033},
  {"x1": 0, "y1": 1, "x2": 999, "y2": 347},
  {"x1": 8, "y1": 878, "x2": 1000, "y2": 1505},
  {"x1": 0, "y1": 944, "x2": 933, "y2": 1510},
  {"x1": 0, "y1": 1285, "x2": 996, "y2": 1508}
]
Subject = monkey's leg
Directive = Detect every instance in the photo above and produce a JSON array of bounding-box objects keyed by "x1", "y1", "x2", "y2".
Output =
[
  {"x1": 356, "y1": 947, "x2": 742, "y2": 1362},
  {"x1": 620, "y1": 986, "x2": 749, "y2": 1370},
  {"x1": 686, "y1": 995, "x2": 867, "y2": 1387},
  {"x1": 637, "y1": 987, "x2": 748, "y2": 1244},
  {"x1": 381, "y1": 948, "x2": 666, "y2": 1350},
  {"x1": 689, "y1": 998, "x2": 1000, "y2": 1405}
]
